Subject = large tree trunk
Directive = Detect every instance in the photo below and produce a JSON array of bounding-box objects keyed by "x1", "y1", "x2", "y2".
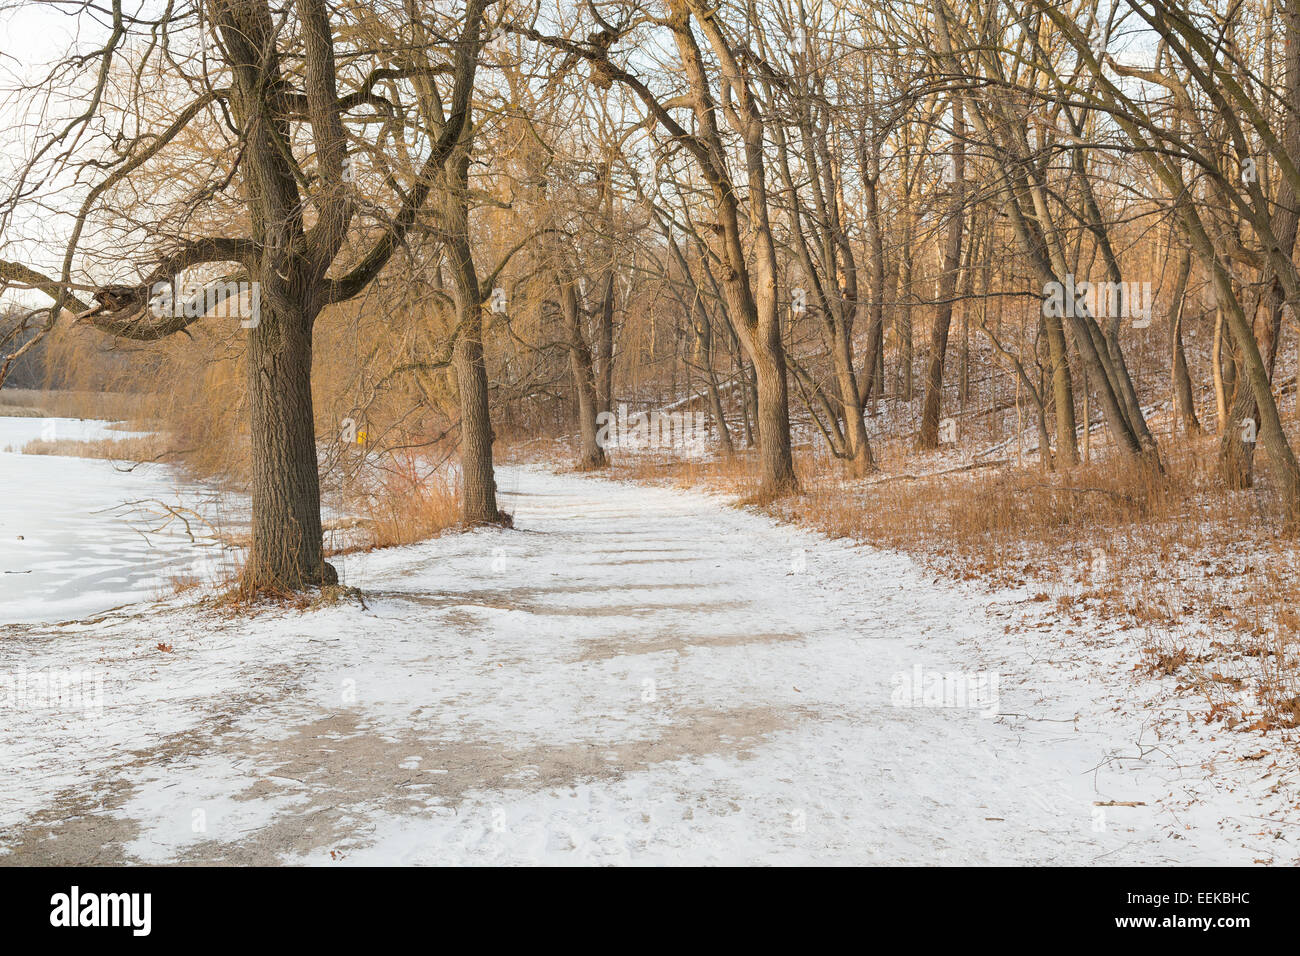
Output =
[
  {"x1": 751, "y1": 340, "x2": 797, "y2": 493},
  {"x1": 219, "y1": 0, "x2": 332, "y2": 592},
  {"x1": 453, "y1": 307, "x2": 502, "y2": 523},
  {"x1": 722, "y1": 296, "x2": 797, "y2": 494},
  {"x1": 442, "y1": 141, "x2": 504, "y2": 525},
  {"x1": 1044, "y1": 313, "x2": 1078, "y2": 466},
  {"x1": 244, "y1": 305, "x2": 333, "y2": 591}
]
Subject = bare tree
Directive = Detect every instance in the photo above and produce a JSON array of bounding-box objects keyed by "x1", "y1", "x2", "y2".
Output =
[{"x1": 1, "y1": 0, "x2": 492, "y2": 588}]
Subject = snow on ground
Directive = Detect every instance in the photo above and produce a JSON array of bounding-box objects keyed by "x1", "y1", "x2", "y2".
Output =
[
  {"x1": 0, "y1": 417, "x2": 230, "y2": 624},
  {"x1": 0, "y1": 461, "x2": 1294, "y2": 865}
]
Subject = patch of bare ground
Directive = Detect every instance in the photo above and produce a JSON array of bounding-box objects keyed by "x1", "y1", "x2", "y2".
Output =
[
  {"x1": 575, "y1": 630, "x2": 804, "y2": 661},
  {"x1": 1, "y1": 704, "x2": 805, "y2": 864}
]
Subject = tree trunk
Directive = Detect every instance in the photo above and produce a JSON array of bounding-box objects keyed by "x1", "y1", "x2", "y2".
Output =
[
  {"x1": 705, "y1": 370, "x2": 734, "y2": 456},
  {"x1": 453, "y1": 308, "x2": 502, "y2": 523},
  {"x1": 1169, "y1": 241, "x2": 1201, "y2": 434},
  {"x1": 1081, "y1": 369, "x2": 1091, "y2": 463},
  {"x1": 1212, "y1": 305, "x2": 1231, "y2": 431},
  {"x1": 1045, "y1": 313, "x2": 1078, "y2": 465},
  {"x1": 1220, "y1": 289, "x2": 1283, "y2": 487},
  {"x1": 444, "y1": 143, "x2": 504, "y2": 525},
  {"x1": 561, "y1": 278, "x2": 607, "y2": 470},
  {"x1": 919, "y1": 101, "x2": 965, "y2": 449},
  {"x1": 742, "y1": 358, "x2": 757, "y2": 447},
  {"x1": 698, "y1": 313, "x2": 735, "y2": 456},
  {"x1": 900, "y1": 239, "x2": 914, "y2": 402},
  {"x1": 595, "y1": 270, "x2": 615, "y2": 416},
  {"x1": 833, "y1": 319, "x2": 874, "y2": 476},
  {"x1": 595, "y1": 159, "x2": 617, "y2": 417},
  {"x1": 858, "y1": 174, "x2": 888, "y2": 409},
  {"x1": 243, "y1": 305, "x2": 333, "y2": 591},
  {"x1": 918, "y1": 294, "x2": 955, "y2": 449},
  {"x1": 751, "y1": 342, "x2": 797, "y2": 494}
]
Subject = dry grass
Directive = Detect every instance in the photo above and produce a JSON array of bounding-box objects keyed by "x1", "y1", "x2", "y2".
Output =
[
  {"x1": 207, "y1": 582, "x2": 368, "y2": 616},
  {"x1": 329, "y1": 452, "x2": 461, "y2": 553},
  {"x1": 163, "y1": 547, "x2": 366, "y2": 615},
  {"x1": 166, "y1": 571, "x2": 207, "y2": 595},
  {"x1": 601, "y1": 448, "x2": 764, "y2": 497},
  {"x1": 359, "y1": 476, "x2": 460, "y2": 549},
  {"x1": 0, "y1": 388, "x2": 148, "y2": 421},
  {"x1": 16, "y1": 435, "x2": 167, "y2": 461}
]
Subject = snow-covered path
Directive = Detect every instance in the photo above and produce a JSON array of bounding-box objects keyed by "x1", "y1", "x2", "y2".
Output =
[{"x1": 0, "y1": 465, "x2": 1288, "y2": 864}]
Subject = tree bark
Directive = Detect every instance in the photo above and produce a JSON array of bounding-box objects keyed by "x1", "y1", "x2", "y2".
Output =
[
  {"x1": 244, "y1": 304, "x2": 333, "y2": 590},
  {"x1": 919, "y1": 99, "x2": 965, "y2": 449},
  {"x1": 1169, "y1": 239, "x2": 1201, "y2": 434},
  {"x1": 560, "y1": 278, "x2": 607, "y2": 470}
]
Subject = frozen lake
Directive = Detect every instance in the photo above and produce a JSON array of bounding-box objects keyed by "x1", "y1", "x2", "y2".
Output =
[{"x1": 0, "y1": 416, "x2": 230, "y2": 624}]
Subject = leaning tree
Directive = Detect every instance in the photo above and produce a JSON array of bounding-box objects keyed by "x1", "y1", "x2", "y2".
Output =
[{"x1": 521, "y1": 0, "x2": 801, "y2": 497}]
